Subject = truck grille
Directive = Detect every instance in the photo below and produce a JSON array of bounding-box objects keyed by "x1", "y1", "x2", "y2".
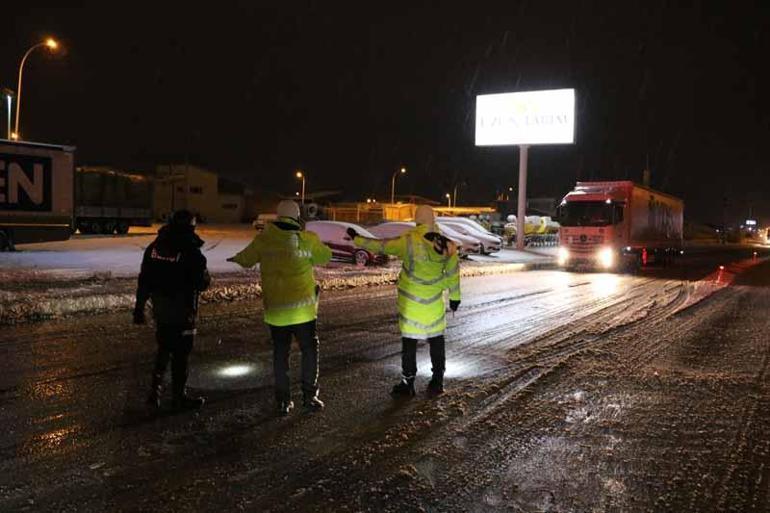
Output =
[{"x1": 565, "y1": 235, "x2": 603, "y2": 254}]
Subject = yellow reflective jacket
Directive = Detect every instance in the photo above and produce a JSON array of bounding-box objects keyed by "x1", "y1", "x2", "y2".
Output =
[
  {"x1": 230, "y1": 219, "x2": 332, "y2": 327},
  {"x1": 355, "y1": 224, "x2": 461, "y2": 339}
]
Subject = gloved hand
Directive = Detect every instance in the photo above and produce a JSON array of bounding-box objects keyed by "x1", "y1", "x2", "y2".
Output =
[
  {"x1": 346, "y1": 227, "x2": 359, "y2": 240},
  {"x1": 133, "y1": 306, "x2": 146, "y2": 325},
  {"x1": 449, "y1": 300, "x2": 461, "y2": 312}
]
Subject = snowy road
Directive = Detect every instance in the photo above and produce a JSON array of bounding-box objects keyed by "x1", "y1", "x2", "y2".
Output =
[{"x1": 1, "y1": 246, "x2": 769, "y2": 512}]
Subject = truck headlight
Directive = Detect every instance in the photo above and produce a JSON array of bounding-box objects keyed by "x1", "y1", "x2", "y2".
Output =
[
  {"x1": 598, "y1": 247, "x2": 614, "y2": 269},
  {"x1": 557, "y1": 247, "x2": 569, "y2": 265}
]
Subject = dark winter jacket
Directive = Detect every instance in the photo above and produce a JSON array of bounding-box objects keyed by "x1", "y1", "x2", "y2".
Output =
[{"x1": 135, "y1": 225, "x2": 211, "y2": 326}]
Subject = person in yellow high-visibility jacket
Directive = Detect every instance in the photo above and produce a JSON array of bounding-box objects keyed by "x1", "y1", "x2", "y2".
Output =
[
  {"x1": 228, "y1": 200, "x2": 332, "y2": 415},
  {"x1": 348, "y1": 205, "x2": 461, "y2": 396}
]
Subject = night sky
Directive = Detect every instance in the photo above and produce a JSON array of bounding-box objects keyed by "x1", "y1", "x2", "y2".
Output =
[{"x1": 4, "y1": 2, "x2": 769, "y2": 225}]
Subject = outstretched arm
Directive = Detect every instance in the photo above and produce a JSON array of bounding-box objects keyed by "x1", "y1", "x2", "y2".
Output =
[
  {"x1": 352, "y1": 232, "x2": 407, "y2": 259},
  {"x1": 228, "y1": 236, "x2": 262, "y2": 268}
]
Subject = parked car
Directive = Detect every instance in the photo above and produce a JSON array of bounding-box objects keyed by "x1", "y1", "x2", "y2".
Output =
[
  {"x1": 437, "y1": 219, "x2": 502, "y2": 254},
  {"x1": 438, "y1": 216, "x2": 504, "y2": 242},
  {"x1": 367, "y1": 221, "x2": 415, "y2": 239},
  {"x1": 368, "y1": 221, "x2": 482, "y2": 256},
  {"x1": 305, "y1": 221, "x2": 387, "y2": 266},
  {"x1": 252, "y1": 213, "x2": 278, "y2": 232}
]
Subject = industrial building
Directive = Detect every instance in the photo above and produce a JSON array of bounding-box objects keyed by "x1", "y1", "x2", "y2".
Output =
[{"x1": 153, "y1": 164, "x2": 255, "y2": 223}]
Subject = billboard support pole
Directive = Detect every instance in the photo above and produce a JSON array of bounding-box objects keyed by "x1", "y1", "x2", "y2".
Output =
[{"x1": 516, "y1": 145, "x2": 529, "y2": 250}]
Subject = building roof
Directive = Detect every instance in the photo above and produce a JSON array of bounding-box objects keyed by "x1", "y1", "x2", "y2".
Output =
[{"x1": 0, "y1": 139, "x2": 76, "y2": 152}]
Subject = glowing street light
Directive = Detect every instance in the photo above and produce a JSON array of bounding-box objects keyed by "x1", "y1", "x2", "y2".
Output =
[
  {"x1": 391, "y1": 166, "x2": 406, "y2": 204},
  {"x1": 445, "y1": 193, "x2": 452, "y2": 207},
  {"x1": 1, "y1": 89, "x2": 14, "y2": 140},
  {"x1": 14, "y1": 37, "x2": 60, "y2": 140},
  {"x1": 295, "y1": 170, "x2": 306, "y2": 204}
]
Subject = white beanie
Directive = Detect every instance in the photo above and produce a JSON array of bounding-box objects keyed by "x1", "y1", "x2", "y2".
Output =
[
  {"x1": 276, "y1": 200, "x2": 301, "y2": 219},
  {"x1": 415, "y1": 205, "x2": 435, "y2": 229}
]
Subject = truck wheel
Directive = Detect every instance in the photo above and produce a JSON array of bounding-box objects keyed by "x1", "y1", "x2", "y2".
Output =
[
  {"x1": 77, "y1": 222, "x2": 90, "y2": 234},
  {"x1": 88, "y1": 221, "x2": 101, "y2": 235},
  {"x1": 0, "y1": 230, "x2": 13, "y2": 252},
  {"x1": 116, "y1": 222, "x2": 130, "y2": 235},
  {"x1": 101, "y1": 221, "x2": 116, "y2": 235}
]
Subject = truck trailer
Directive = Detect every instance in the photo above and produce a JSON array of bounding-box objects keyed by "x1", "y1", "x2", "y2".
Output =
[
  {"x1": 0, "y1": 140, "x2": 75, "y2": 250},
  {"x1": 557, "y1": 181, "x2": 684, "y2": 272},
  {"x1": 75, "y1": 166, "x2": 153, "y2": 234},
  {"x1": 0, "y1": 140, "x2": 155, "y2": 251}
]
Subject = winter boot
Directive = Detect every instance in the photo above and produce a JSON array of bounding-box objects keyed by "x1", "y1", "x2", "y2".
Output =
[
  {"x1": 146, "y1": 373, "x2": 163, "y2": 411},
  {"x1": 303, "y1": 395, "x2": 325, "y2": 412},
  {"x1": 427, "y1": 373, "x2": 445, "y2": 396},
  {"x1": 172, "y1": 390, "x2": 205, "y2": 411},
  {"x1": 276, "y1": 400, "x2": 295, "y2": 416},
  {"x1": 390, "y1": 378, "x2": 416, "y2": 398}
]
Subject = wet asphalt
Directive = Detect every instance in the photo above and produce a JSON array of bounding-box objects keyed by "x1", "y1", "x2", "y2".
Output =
[{"x1": 0, "y1": 245, "x2": 768, "y2": 512}]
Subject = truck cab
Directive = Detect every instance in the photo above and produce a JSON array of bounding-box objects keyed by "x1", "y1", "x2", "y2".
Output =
[{"x1": 557, "y1": 181, "x2": 683, "y2": 272}]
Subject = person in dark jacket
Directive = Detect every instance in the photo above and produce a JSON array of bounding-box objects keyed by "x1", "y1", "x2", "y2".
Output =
[{"x1": 133, "y1": 210, "x2": 211, "y2": 411}]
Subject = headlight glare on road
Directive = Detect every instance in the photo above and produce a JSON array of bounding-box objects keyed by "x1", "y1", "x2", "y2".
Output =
[
  {"x1": 557, "y1": 247, "x2": 569, "y2": 266},
  {"x1": 598, "y1": 247, "x2": 614, "y2": 269},
  {"x1": 218, "y1": 364, "x2": 254, "y2": 378}
]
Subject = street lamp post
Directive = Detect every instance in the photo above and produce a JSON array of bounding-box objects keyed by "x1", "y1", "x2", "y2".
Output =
[
  {"x1": 445, "y1": 193, "x2": 452, "y2": 208},
  {"x1": 295, "y1": 170, "x2": 306, "y2": 205},
  {"x1": 1, "y1": 89, "x2": 13, "y2": 140},
  {"x1": 390, "y1": 167, "x2": 406, "y2": 204},
  {"x1": 14, "y1": 37, "x2": 59, "y2": 140}
]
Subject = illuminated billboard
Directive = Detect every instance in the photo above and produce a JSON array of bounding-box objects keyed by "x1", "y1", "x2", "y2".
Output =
[{"x1": 475, "y1": 88, "x2": 576, "y2": 146}]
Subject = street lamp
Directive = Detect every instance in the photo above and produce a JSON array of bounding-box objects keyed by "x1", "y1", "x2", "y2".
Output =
[
  {"x1": 14, "y1": 37, "x2": 59, "y2": 140},
  {"x1": 295, "y1": 170, "x2": 306, "y2": 205},
  {"x1": 1, "y1": 89, "x2": 14, "y2": 140},
  {"x1": 445, "y1": 193, "x2": 452, "y2": 208},
  {"x1": 391, "y1": 166, "x2": 406, "y2": 204}
]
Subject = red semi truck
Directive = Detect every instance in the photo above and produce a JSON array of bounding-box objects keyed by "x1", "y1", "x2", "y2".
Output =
[{"x1": 557, "y1": 181, "x2": 684, "y2": 272}]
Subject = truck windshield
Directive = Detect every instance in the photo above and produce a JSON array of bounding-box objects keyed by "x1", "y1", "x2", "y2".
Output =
[{"x1": 560, "y1": 201, "x2": 613, "y2": 227}]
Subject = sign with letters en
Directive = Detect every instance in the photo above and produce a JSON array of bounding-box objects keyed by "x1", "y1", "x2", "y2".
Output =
[
  {"x1": 0, "y1": 153, "x2": 53, "y2": 211},
  {"x1": 475, "y1": 88, "x2": 576, "y2": 146}
]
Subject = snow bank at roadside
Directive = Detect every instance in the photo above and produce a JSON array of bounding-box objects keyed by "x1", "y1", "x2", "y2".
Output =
[
  {"x1": 673, "y1": 259, "x2": 761, "y2": 314},
  {"x1": 0, "y1": 260, "x2": 550, "y2": 325}
]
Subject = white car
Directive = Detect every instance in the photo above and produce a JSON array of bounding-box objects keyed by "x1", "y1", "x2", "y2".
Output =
[
  {"x1": 438, "y1": 216, "x2": 503, "y2": 242},
  {"x1": 437, "y1": 220, "x2": 501, "y2": 254},
  {"x1": 305, "y1": 221, "x2": 387, "y2": 266},
  {"x1": 368, "y1": 221, "x2": 481, "y2": 256},
  {"x1": 367, "y1": 221, "x2": 415, "y2": 239}
]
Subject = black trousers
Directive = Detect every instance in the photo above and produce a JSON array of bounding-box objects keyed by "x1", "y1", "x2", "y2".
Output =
[
  {"x1": 401, "y1": 336, "x2": 445, "y2": 380},
  {"x1": 268, "y1": 320, "x2": 320, "y2": 402},
  {"x1": 152, "y1": 325, "x2": 194, "y2": 398}
]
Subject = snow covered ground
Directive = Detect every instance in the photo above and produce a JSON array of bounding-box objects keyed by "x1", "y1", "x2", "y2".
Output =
[
  {"x1": 1, "y1": 224, "x2": 555, "y2": 279},
  {"x1": 0, "y1": 225, "x2": 556, "y2": 324},
  {"x1": 1, "y1": 224, "x2": 255, "y2": 277}
]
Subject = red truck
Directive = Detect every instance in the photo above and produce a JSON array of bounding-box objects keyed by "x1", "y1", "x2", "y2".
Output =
[{"x1": 557, "y1": 181, "x2": 684, "y2": 272}]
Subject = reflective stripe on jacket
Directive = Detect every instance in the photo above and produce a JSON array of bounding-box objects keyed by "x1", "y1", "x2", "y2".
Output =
[
  {"x1": 355, "y1": 224, "x2": 461, "y2": 339},
  {"x1": 230, "y1": 219, "x2": 332, "y2": 326}
]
